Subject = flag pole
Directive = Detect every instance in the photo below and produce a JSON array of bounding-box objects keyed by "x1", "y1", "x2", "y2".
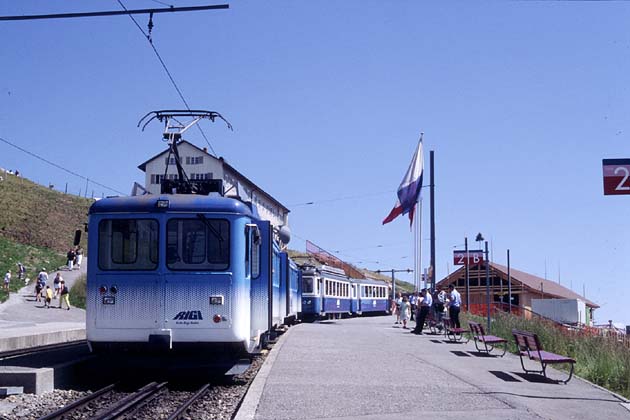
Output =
[
  {"x1": 413, "y1": 202, "x2": 418, "y2": 291},
  {"x1": 418, "y1": 198, "x2": 423, "y2": 290}
]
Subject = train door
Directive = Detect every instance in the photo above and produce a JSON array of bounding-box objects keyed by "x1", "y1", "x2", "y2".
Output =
[{"x1": 249, "y1": 220, "x2": 272, "y2": 351}]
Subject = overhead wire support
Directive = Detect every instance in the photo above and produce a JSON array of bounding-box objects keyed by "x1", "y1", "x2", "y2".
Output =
[{"x1": 0, "y1": 5, "x2": 229, "y2": 21}]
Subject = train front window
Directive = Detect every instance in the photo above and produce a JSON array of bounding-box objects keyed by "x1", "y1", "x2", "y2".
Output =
[
  {"x1": 167, "y1": 218, "x2": 230, "y2": 271},
  {"x1": 302, "y1": 277, "x2": 314, "y2": 294},
  {"x1": 98, "y1": 219, "x2": 158, "y2": 271}
]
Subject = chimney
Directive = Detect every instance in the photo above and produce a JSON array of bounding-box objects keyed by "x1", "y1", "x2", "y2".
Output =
[{"x1": 203, "y1": 147, "x2": 208, "y2": 153}]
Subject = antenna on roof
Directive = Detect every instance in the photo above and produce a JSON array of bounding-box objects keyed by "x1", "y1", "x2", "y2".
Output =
[{"x1": 138, "y1": 110, "x2": 233, "y2": 195}]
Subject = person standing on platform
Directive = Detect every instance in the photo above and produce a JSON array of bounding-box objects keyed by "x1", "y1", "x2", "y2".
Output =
[
  {"x1": 412, "y1": 288, "x2": 432, "y2": 335},
  {"x1": 66, "y1": 248, "x2": 76, "y2": 271},
  {"x1": 393, "y1": 292, "x2": 402, "y2": 324},
  {"x1": 399, "y1": 295, "x2": 411, "y2": 329},
  {"x1": 435, "y1": 286, "x2": 447, "y2": 326},
  {"x1": 448, "y1": 284, "x2": 462, "y2": 329},
  {"x1": 59, "y1": 280, "x2": 71, "y2": 310},
  {"x1": 409, "y1": 292, "x2": 418, "y2": 321},
  {"x1": 3, "y1": 270, "x2": 10, "y2": 292}
]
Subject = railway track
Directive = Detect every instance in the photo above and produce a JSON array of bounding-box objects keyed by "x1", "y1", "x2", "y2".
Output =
[{"x1": 36, "y1": 382, "x2": 213, "y2": 420}]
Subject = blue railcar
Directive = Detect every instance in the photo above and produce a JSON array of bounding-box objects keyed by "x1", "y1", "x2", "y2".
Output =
[
  {"x1": 356, "y1": 279, "x2": 389, "y2": 315},
  {"x1": 280, "y1": 252, "x2": 301, "y2": 325},
  {"x1": 86, "y1": 194, "x2": 287, "y2": 359},
  {"x1": 300, "y1": 265, "x2": 352, "y2": 319}
]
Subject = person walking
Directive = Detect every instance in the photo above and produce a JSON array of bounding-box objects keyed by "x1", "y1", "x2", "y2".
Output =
[
  {"x1": 448, "y1": 284, "x2": 462, "y2": 329},
  {"x1": 44, "y1": 286, "x2": 53, "y2": 308},
  {"x1": 412, "y1": 288, "x2": 432, "y2": 335},
  {"x1": 53, "y1": 272, "x2": 62, "y2": 298},
  {"x1": 66, "y1": 248, "x2": 76, "y2": 271},
  {"x1": 393, "y1": 292, "x2": 402, "y2": 324},
  {"x1": 17, "y1": 262, "x2": 25, "y2": 282},
  {"x1": 59, "y1": 280, "x2": 71, "y2": 310},
  {"x1": 75, "y1": 246, "x2": 83, "y2": 269},
  {"x1": 3, "y1": 270, "x2": 10, "y2": 292},
  {"x1": 36, "y1": 268, "x2": 48, "y2": 302}
]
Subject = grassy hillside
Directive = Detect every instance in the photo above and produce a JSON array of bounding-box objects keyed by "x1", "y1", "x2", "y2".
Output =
[
  {"x1": 0, "y1": 236, "x2": 66, "y2": 301},
  {"x1": 0, "y1": 173, "x2": 92, "y2": 253},
  {"x1": 0, "y1": 173, "x2": 93, "y2": 303}
]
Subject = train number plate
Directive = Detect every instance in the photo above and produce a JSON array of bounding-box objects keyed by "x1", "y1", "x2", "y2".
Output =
[{"x1": 102, "y1": 296, "x2": 116, "y2": 305}]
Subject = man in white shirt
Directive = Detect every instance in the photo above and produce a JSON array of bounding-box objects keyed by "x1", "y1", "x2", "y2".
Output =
[
  {"x1": 448, "y1": 284, "x2": 462, "y2": 328},
  {"x1": 412, "y1": 288, "x2": 432, "y2": 335}
]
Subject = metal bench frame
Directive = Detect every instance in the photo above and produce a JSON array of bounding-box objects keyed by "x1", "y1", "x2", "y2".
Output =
[
  {"x1": 468, "y1": 321, "x2": 507, "y2": 356},
  {"x1": 443, "y1": 317, "x2": 469, "y2": 342},
  {"x1": 512, "y1": 329, "x2": 576, "y2": 384}
]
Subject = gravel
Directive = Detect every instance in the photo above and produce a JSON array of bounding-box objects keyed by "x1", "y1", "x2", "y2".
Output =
[{"x1": 0, "y1": 354, "x2": 266, "y2": 420}]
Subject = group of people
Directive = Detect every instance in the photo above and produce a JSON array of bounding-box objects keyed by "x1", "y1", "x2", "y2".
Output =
[
  {"x1": 66, "y1": 246, "x2": 83, "y2": 271},
  {"x1": 35, "y1": 268, "x2": 71, "y2": 310},
  {"x1": 391, "y1": 284, "x2": 462, "y2": 334}
]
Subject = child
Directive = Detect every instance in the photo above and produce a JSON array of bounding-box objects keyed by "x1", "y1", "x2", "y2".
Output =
[
  {"x1": 3, "y1": 270, "x2": 10, "y2": 292},
  {"x1": 400, "y1": 295, "x2": 411, "y2": 329},
  {"x1": 44, "y1": 286, "x2": 53, "y2": 308}
]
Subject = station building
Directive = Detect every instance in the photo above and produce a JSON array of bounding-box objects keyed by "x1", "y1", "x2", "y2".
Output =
[
  {"x1": 137, "y1": 140, "x2": 290, "y2": 244},
  {"x1": 437, "y1": 262, "x2": 599, "y2": 325}
]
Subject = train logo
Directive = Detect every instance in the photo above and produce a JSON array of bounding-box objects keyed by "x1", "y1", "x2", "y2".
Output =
[{"x1": 173, "y1": 311, "x2": 203, "y2": 321}]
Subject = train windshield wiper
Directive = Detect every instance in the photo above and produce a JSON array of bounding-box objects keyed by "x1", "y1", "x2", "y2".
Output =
[{"x1": 196, "y1": 213, "x2": 224, "y2": 242}]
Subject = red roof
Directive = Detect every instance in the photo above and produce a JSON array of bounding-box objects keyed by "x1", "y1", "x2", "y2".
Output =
[{"x1": 438, "y1": 262, "x2": 599, "y2": 308}]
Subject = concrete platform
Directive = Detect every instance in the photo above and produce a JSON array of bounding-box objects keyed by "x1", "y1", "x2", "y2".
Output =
[
  {"x1": 235, "y1": 316, "x2": 630, "y2": 420},
  {"x1": 0, "y1": 367, "x2": 53, "y2": 395},
  {"x1": 0, "y1": 264, "x2": 87, "y2": 394}
]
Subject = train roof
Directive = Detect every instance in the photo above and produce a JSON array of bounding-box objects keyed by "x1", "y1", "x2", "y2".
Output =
[
  {"x1": 351, "y1": 278, "x2": 388, "y2": 286},
  {"x1": 89, "y1": 194, "x2": 254, "y2": 216}
]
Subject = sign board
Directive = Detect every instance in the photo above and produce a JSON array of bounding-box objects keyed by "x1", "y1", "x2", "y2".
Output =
[
  {"x1": 603, "y1": 159, "x2": 630, "y2": 195},
  {"x1": 453, "y1": 250, "x2": 484, "y2": 266}
]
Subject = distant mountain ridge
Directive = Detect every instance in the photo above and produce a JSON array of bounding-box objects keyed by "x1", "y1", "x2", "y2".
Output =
[{"x1": 0, "y1": 172, "x2": 92, "y2": 253}]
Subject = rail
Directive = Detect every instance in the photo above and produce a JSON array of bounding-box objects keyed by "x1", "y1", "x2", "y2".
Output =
[{"x1": 37, "y1": 383, "x2": 116, "y2": 420}]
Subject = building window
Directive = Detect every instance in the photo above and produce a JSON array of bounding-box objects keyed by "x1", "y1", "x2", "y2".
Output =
[
  {"x1": 151, "y1": 174, "x2": 165, "y2": 185},
  {"x1": 165, "y1": 157, "x2": 177, "y2": 166},
  {"x1": 186, "y1": 156, "x2": 204, "y2": 165}
]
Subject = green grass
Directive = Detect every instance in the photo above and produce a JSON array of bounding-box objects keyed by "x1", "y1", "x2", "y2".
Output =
[
  {"x1": 0, "y1": 173, "x2": 92, "y2": 254},
  {"x1": 463, "y1": 311, "x2": 630, "y2": 399},
  {"x1": 70, "y1": 273, "x2": 86, "y2": 309},
  {"x1": 0, "y1": 236, "x2": 66, "y2": 302}
]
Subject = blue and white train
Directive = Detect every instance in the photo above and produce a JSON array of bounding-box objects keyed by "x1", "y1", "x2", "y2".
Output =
[
  {"x1": 86, "y1": 192, "x2": 300, "y2": 362},
  {"x1": 300, "y1": 265, "x2": 389, "y2": 319}
]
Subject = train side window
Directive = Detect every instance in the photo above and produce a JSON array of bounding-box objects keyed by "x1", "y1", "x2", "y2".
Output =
[{"x1": 245, "y1": 224, "x2": 261, "y2": 279}]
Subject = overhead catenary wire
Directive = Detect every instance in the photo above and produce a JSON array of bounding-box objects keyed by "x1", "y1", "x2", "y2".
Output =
[
  {"x1": 0, "y1": 136, "x2": 126, "y2": 195},
  {"x1": 117, "y1": 0, "x2": 219, "y2": 156}
]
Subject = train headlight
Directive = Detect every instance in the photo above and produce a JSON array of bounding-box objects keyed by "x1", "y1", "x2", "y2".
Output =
[
  {"x1": 110, "y1": 285, "x2": 118, "y2": 294},
  {"x1": 213, "y1": 314, "x2": 222, "y2": 323},
  {"x1": 99, "y1": 285, "x2": 108, "y2": 295}
]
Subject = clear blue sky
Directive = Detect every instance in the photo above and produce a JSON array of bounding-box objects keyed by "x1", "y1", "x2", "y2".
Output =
[{"x1": 1, "y1": 1, "x2": 629, "y2": 325}]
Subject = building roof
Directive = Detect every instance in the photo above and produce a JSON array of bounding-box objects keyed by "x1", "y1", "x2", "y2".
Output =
[
  {"x1": 137, "y1": 140, "x2": 288, "y2": 212},
  {"x1": 438, "y1": 262, "x2": 599, "y2": 308}
]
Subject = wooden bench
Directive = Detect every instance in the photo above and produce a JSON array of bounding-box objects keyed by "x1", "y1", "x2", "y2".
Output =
[
  {"x1": 512, "y1": 329, "x2": 576, "y2": 384},
  {"x1": 468, "y1": 321, "x2": 507, "y2": 356}
]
